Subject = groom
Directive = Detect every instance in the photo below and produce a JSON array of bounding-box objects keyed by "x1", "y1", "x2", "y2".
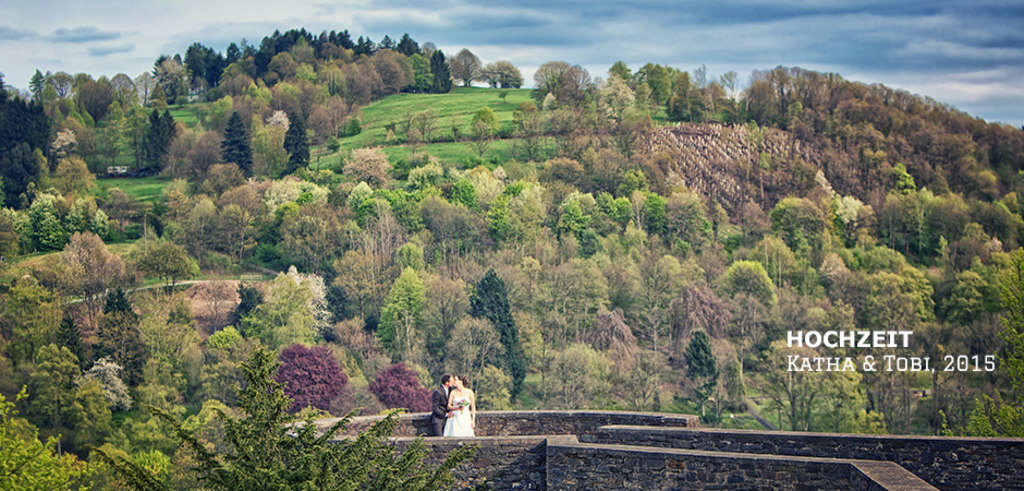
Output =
[{"x1": 431, "y1": 374, "x2": 455, "y2": 436}]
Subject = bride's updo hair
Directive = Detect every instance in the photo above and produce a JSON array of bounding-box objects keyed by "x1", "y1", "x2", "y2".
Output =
[{"x1": 457, "y1": 374, "x2": 469, "y2": 388}]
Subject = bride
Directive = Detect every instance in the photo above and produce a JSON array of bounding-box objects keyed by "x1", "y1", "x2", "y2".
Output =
[{"x1": 443, "y1": 374, "x2": 475, "y2": 437}]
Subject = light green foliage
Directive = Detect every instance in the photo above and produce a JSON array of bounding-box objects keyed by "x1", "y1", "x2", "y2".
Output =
[
  {"x1": 444, "y1": 317, "x2": 503, "y2": 382},
  {"x1": 138, "y1": 241, "x2": 197, "y2": 289},
  {"x1": 263, "y1": 178, "x2": 328, "y2": 212},
  {"x1": 397, "y1": 242, "x2": 425, "y2": 271},
  {"x1": 379, "y1": 267, "x2": 427, "y2": 360},
  {"x1": 0, "y1": 389, "x2": 92, "y2": 490},
  {"x1": 2, "y1": 276, "x2": 61, "y2": 366},
  {"x1": 29, "y1": 192, "x2": 70, "y2": 251},
  {"x1": 240, "y1": 269, "x2": 316, "y2": 348},
  {"x1": 471, "y1": 106, "x2": 499, "y2": 132},
  {"x1": 550, "y1": 343, "x2": 611, "y2": 409},
  {"x1": 206, "y1": 326, "x2": 243, "y2": 350},
  {"x1": 476, "y1": 364, "x2": 513, "y2": 410},
  {"x1": 722, "y1": 260, "x2": 776, "y2": 306}
]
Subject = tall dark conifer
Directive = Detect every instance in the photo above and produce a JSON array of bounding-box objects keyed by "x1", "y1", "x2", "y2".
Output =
[
  {"x1": 430, "y1": 50, "x2": 452, "y2": 94},
  {"x1": 284, "y1": 111, "x2": 308, "y2": 175},
  {"x1": 470, "y1": 269, "x2": 525, "y2": 400},
  {"x1": 143, "y1": 109, "x2": 177, "y2": 173},
  {"x1": 221, "y1": 111, "x2": 253, "y2": 176}
]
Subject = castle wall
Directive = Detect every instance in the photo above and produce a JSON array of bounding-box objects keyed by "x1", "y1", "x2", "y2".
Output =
[
  {"x1": 596, "y1": 425, "x2": 1024, "y2": 490},
  {"x1": 545, "y1": 442, "x2": 935, "y2": 490}
]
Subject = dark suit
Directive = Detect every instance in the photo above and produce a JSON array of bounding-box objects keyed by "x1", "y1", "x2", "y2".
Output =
[{"x1": 430, "y1": 385, "x2": 449, "y2": 436}]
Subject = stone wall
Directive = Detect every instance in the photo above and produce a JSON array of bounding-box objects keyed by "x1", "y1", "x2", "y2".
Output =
[
  {"x1": 386, "y1": 435, "x2": 578, "y2": 489},
  {"x1": 319, "y1": 410, "x2": 698, "y2": 438},
  {"x1": 545, "y1": 442, "x2": 935, "y2": 490},
  {"x1": 596, "y1": 425, "x2": 1024, "y2": 490}
]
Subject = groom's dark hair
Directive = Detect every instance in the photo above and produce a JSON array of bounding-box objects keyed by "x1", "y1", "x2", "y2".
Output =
[{"x1": 441, "y1": 374, "x2": 452, "y2": 385}]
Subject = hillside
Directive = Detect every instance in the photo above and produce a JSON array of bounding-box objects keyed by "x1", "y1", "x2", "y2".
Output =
[{"x1": 2, "y1": 25, "x2": 1024, "y2": 487}]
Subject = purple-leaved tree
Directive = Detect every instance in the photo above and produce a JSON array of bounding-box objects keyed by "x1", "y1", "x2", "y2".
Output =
[
  {"x1": 276, "y1": 344, "x2": 349, "y2": 413},
  {"x1": 369, "y1": 363, "x2": 430, "y2": 412}
]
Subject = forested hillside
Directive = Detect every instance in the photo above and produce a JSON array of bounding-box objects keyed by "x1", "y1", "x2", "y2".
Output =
[{"x1": 2, "y1": 26, "x2": 1024, "y2": 487}]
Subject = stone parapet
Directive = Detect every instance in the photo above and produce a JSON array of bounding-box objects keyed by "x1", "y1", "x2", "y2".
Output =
[
  {"x1": 595, "y1": 425, "x2": 1024, "y2": 490},
  {"x1": 546, "y1": 442, "x2": 936, "y2": 490}
]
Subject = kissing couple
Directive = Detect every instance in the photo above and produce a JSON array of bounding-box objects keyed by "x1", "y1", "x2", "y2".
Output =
[{"x1": 430, "y1": 373, "x2": 476, "y2": 437}]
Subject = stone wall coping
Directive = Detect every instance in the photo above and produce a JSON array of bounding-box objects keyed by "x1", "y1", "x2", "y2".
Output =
[
  {"x1": 598, "y1": 424, "x2": 1024, "y2": 444},
  {"x1": 385, "y1": 435, "x2": 580, "y2": 444},
  {"x1": 549, "y1": 442, "x2": 937, "y2": 490},
  {"x1": 316, "y1": 410, "x2": 699, "y2": 432}
]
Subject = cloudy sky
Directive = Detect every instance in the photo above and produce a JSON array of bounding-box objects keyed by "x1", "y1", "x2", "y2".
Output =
[{"x1": 2, "y1": 0, "x2": 1022, "y2": 126}]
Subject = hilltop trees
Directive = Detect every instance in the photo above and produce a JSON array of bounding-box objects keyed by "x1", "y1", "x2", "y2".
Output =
[{"x1": 430, "y1": 50, "x2": 452, "y2": 94}]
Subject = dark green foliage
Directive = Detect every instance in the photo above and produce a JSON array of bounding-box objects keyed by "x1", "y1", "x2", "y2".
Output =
[
  {"x1": 184, "y1": 42, "x2": 226, "y2": 89},
  {"x1": 684, "y1": 329, "x2": 719, "y2": 419},
  {"x1": 396, "y1": 33, "x2": 419, "y2": 56},
  {"x1": 97, "y1": 289, "x2": 147, "y2": 386},
  {"x1": 470, "y1": 269, "x2": 525, "y2": 400},
  {"x1": 56, "y1": 312, "x2": 87, "y2": 369},
  {"x1": 92, "y1": 346, "x2": 475, "y2": 489},
  {"x1": 229, "y1": 283, "x2": 263, "y2": 329},
  {"x1": 143, "y1": 109, "x2": 177, "y2": 173},
  {"x1": 221, "y1": 111, "x2": 253, "y2": 176},
  {"x1": 0, "y1": 142, "x2": 42, "y2": 209},
  {"x1": 430, "y1": 50, "x2": 452, "y2": 94},
  {"x1": 103, "y1": 287, "x2": 133, "y2": 315},
  {"x1": 284, "y1": 112, "x2": 309, "y2": 175}
]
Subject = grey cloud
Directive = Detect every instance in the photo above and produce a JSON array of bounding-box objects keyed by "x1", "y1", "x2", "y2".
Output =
[
  {"x1": 88, "y1": 43, "x2": 135, "y2": 56},
  {"x1": 0, "y1": 26, "x2": 35, "y2": 41},
  {"x1": 51, "y1": 26, "x2": 121, "y2": 43}
]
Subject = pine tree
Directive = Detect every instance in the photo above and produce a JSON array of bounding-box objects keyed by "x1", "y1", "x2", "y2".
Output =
[
  {"x1": 230, "y1": 283, "x2": 263, "y2": 328},
  {"x1": 56, "y1": 313, "x2": 87, "y2": 369},
  {"x1": 221, "y1": 111, "x2": 253, "y2": 176},
  {"x1": 430, "y1": 50, "x2": 452, "y2": 94},
  {"x1": 283, "y1": 111, "x2": 308, "y2": 175},
  {"x1": 142, "y1": 109, "x2": 177, "y2": 173},
  {"x1": 470, "y1": 269, "x2": 525, "y2": 400},
  {"x1": 29, "y1": 70, "x2": 47, "y2": 102},
  {"x1": 684, "y1": 329, "x2": 719, "y2": 419}
]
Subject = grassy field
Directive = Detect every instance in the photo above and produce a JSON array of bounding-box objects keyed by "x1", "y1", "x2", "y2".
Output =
[
  {"x1": 318, "y1": 87, "x2": 536, "y2": 170},
  {"x1": 94, "y1": 176, "x2": 172, "y2": 203}
]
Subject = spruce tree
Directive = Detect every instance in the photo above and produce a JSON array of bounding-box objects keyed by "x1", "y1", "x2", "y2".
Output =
[
  {"x1": 56, "y1": 313, "x2": 87, "y2": 369},
  {"x1": 684, "y1": 329, "x2": 719, "y2": 419},
  {"x1": 142, "y1": 109, "x2": 177, "y2": 173},
  {"x1": 221, "y1": 111, "x2": 253, "y2": 176},
  {"x1": 470, "y1": 269, "x2": 525, "y2": 400},
  {"x1": 430, "y1": 50, "x2": 452, "y2": 94},
  {"x1": 284, "y1": 111, "x2": 308, "y2": 175}
]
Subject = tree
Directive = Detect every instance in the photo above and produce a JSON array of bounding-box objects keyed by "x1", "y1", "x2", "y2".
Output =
[
  {"x1": 429, "y1": 50, "x2": 452, "y2": 94},
  {"x1": 0, "y1": 143, "x2": 43, "y2": 209},
  {"x1": 684, "y1": 329, "x2": 719, "y2": 419},
  {"x1": 369, "y1": 362, "x2": 431, "y2": 412},
  {"x1": 276, "y1": 344, "x2": 349, "y2": 413},
  {"x1": 96, "y1": 291, "x2": 148, "y2": 386},
  {"x1": 0, "y1": 389, "x2": 92, "y2": 488},
  {"x1": 480, "y1": 61, "x2": 523, "y2": 89},
  {"x1": 58, "y1": 231, "x2": 126, "y2": 330},
  {"x1": 449, "y1": 49, "x2": 482, "y2": 87},
  {"x1": 444, "y1": 317, "x2": 503, "y2": 382},
  {"x1": 221, "y1": 111, "x2": 253, "y2": 176},
  {"x1": 379, "y1": 267, "x2": 427, "y2": 361},
  {"x1": 343, "y1": 147, "x2": 391, "y2": 186},
  {"x1": 143, "y1": 109, "x2": 177, "y2": 173},
  {"x1": 283, "y1": 111, "x2": 309, "y2": 175},
  {"x1": 94, "y1": 346, "x2": 474, "y2": 489},
  {"x1": 1, "y1": 276, "x2": 61, "y2": 367},
  {"x1": 239, "y1": 269, "x2": 316, "y2": 349},
  {"x1": 396, "y1": 33, "x2": 419, "y2": 56},
  {"x1": 470, "y1": 269, "x2": 525, "y2": 400},
  {"x1": 138, "y1": 241, "x2": 197, "y2": 291}
]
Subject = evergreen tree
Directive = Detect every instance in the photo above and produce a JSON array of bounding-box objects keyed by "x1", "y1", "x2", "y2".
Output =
[
  {"x1": 470, "y1": 269, "x2": 525, "y2": 400},
  {"x1": 221, "y1": 111, "x2": 253, "y2": 176},
  {"x1": 396, "y1": 33, "x2": 419, "y2": 56},
  {"x1": 283, "y1": 111, "x2": 309, "y2": 175},
  {"x1": 97, "y1": 288, "x2": 147, "y2": 386},
  {"x1": 430, "y1": 50, "x2": 452, "y2": 94},
  {"x1": 0, "y1": 142, "x2": 41, "y2": 209},
  {"x1": 142, "y1": 109, "x2": 177, "y2": 173},
  {"x1": 29, "y1": 70, "x2": 47, "y2": 102},
  {"x1": 229, "y1": 283, "x2": 263, "y2": 328},
  {"x1": 56, "y1": 312, "x2": 87, "y2": 369},
  {"x1": 684, "y1": 329, "x2": 719, "y2": 419}
]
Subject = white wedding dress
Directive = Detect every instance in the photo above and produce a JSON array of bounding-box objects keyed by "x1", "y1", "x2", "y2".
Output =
[{"x1": 442, "y1": 394, "x2": 475, "y2": 437}]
